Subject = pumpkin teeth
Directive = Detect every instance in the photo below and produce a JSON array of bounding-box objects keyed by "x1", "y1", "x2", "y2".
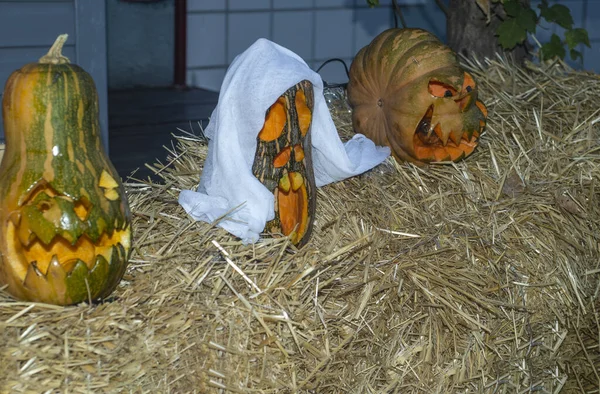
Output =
[
  {"x1": 13, "y1": 225, "x2": 130, "y2": 277},
  {"x1": 18, "y1": 226, "x2": 35, "y2": 247},
  {"x1": 449, "y1": 129, "x2": 463, "y2": 146},
  {"x1": 432, "y1": 124, "x2": 447, "y2": 145}
]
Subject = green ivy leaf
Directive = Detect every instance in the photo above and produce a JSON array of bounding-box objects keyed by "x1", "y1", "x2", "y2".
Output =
[
  {"x1": 541, "y1": 34, "x2": 566, "y2": 60},
  {"x1": 516, "y1": 7, "x2": 538, "y2": 33},
  {"x1": 537, "y1": 0, "x2": 549, "y2": 15},
  {"x1": 503, "y1": 0, "x2": 521, "y2": 17},
  {"x1": 570, "y1": 49, "x2": 582, "y2": 61},
  {"x1": 565, "y1": 28, "x2": 591, "y2": 49},
  {"x1": 497, "y1": 18, "x2": 527, "y2": 49},
  {"x1": 540, "y1": 4, "x2": 573, "y2": 29}
]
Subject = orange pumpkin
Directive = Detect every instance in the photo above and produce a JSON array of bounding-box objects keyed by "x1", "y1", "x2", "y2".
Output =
[
  {"x1": 347, "y1": 28, "x2": 488, "y2": 164},
  {"x1": 252, "y1": 80, "x2": 316, "y2": 246}
]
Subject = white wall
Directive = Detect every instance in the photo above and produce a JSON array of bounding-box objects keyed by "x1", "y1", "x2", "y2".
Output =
[
  {"x1": 0, "y1": 1, "x2": 76, "y2": 142},
  {"x1": 106, "y1": 0, "x2": 175, "y2": 89},
  {"x1": 186, "y1": 0, "x2": 446, "y2": 92},
  {"x1": 186, "y1": 0, "x2": 600, "y2": 93},
  {"x1": 0, "y1": 0, "x2": 108, "y2": 151}
]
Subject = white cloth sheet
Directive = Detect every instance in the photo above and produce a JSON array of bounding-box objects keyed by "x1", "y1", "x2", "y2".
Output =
[{"x1": 178, "y1": 38, "x2": 390, "y2": 243}]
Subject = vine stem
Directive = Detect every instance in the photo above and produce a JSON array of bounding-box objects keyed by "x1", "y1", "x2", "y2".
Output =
[
  {"x1": 39, "y1": 34, "x2": 71, "y2": 64},
  {"x1": 392, "y1": 0, "x2": 407, "y2": 28},
  {"x1": 435, "y1": 0, "x2": 448, "y2": 16}
]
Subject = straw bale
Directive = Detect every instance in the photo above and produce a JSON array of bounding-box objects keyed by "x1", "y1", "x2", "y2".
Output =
[{"x1": 1, "y1": 59, "x2": 599, "y2": 393}]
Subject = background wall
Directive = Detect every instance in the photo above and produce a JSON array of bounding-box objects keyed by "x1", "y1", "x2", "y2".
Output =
[
  {"x1": 185, "y1": 0, "x2": 599, "y2": 92},
  {"x1": 0, "y1": 0, "x2": 108, "y2": 149},
  {"x1": 186, "y1": 0, "x2": 446, "y2": 91},
  {"x1": 106, "y1": 0, "x2": 174, "y2": 89}
]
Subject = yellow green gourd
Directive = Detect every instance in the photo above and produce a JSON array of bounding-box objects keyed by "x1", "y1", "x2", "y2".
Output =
[{"x1": 0, "y1": 34, "x2": 132, "y2": 305}]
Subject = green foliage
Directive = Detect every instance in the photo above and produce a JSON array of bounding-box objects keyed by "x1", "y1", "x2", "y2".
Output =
[
  {"x1": 497, "y1": 0, "x2": 590, "y2": 61},
  {"x1": 539, "y1": 3, "x2": 573, "y2": 29},
  {"x1": 540, "y1": 34, "x2": 566, "y2": 60},
  {"x1": 497, "y1": 0, "x2": 537, "y2": 49},
  {"x1": 364, "y1": 0, "x2": 591, "y2": 62}
]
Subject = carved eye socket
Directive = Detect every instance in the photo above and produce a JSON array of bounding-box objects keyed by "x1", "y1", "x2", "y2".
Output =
[
  {"x1": 461, "y1": 72, "x2": 476, "y2": 95},
  {"x1": 258, "y1": 97, "x2": 287, "y2": 142},
  {"x1": 37, "y1": 201, "x2": 51, "y2": 212},
  {"x1": 428, "y1": 80, "x2": 458, "y2": 98}
]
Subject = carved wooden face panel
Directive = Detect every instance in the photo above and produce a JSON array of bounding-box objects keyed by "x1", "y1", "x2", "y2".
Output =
[{"x1": 252, "y1": 80, "x2": 316, "y2": 246}]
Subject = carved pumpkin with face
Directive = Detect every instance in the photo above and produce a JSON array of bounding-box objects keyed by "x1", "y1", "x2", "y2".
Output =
[
  {"x1": 0, "y1": 35, "x2": 132, "y2": 305},
  {"x1": 348, "y1": 28, "x2": 488, "y2": 164},
  {"x1": 252, "y1": 80, "x2": 316, "y2": 247}
]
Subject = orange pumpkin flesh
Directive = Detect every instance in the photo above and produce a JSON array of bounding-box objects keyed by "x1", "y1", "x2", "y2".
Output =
[
  {"x1": 347, "y1": 28, "x2": 488, "y2": 165},
  {"x1": 412, "y1": 92, "x2": 482, "y2": 162},
  {"x1": 273, "y1": 147, "x2": 292, "y2": 168},
  {"x1": 295, "y1": 90, "x2": 312, "y2": 137},
  {"x1": 293, "y1": 145, "x2": 305, "y2": 161},
  {"x1": 252, "y1": 81, "x2": 316, "y2": 247},
  {"x1": 277, "y1": 171, "x2": 309, "y2": 245},
  {"x1": 258, "y1": 97, "x2": 287, "y2": 141}
]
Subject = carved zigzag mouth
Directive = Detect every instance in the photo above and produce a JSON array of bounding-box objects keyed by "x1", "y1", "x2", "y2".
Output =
[
  {"x1": 412, "y1": 105, "x2": 480, "y2": 162},
  {"x1": 6, "y1": 220, "x2": 131, "y2": 279}
]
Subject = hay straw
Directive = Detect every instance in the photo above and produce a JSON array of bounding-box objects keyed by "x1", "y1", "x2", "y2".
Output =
[{"x1": 1, "y1": 59, "x2": 599, "y2": 393}]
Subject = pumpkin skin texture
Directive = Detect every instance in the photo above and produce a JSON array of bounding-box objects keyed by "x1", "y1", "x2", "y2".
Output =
[
  {"x1": 347, "y1": 28, "x2": 488, "y2": 164},
  {"x1": 0, "y1": 34, "x2": 132, "y2": 305},
  {"x1": 252, "y1": 80, "x2": 316, "y2": 247}
]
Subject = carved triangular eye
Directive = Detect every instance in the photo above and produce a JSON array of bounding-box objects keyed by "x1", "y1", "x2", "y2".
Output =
[
  {"x1": 461, "y1": 72, "x2": 476, "y2": 95},
  {"x1": 74, "y1": 196, "x2": 91, "y2": 221},
  {"x1": 428, "y1": 80, "x2": 457, "y2": 98},
  {"x1": 258, "y1": 97, "x2": 287, "y2": 142},
  {"x1": 99, "y1": 170, "x2": 120, "y2": 201}
]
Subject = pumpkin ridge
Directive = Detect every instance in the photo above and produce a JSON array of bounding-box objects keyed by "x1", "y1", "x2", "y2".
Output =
[
  {"x1": 356, "y1": 30, "x2": 398, "y2": 98},
  {"x1": 385, "y1": 30, "x2": 457, "y2": 83},
  {"x1": 349, "y1": 49, "x2": 378, "y2": 103},
  {"x1": 383, "y1": 65, "x2": 462, "y2": 105},
  {"x1": 387, "y1": 32, "x2": 440, "y2": 75},
  {"x1": 389, "y1": 62, "x2": 462, "y2": 97},
  {"x1": 370, "y1": 31, "x2": 399, "y2": 95}
]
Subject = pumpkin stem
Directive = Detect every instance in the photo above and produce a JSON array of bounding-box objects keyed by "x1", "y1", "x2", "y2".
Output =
[{"x1": 38, "y1": 34, "x2": 70, "y2": 65}]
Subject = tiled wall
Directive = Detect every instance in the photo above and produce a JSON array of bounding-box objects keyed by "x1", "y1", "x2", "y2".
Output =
[
  {"x1": 186, "y1": 0, "x2": 598, "y2": 92},
  {"x1": 107, "y1": 0, "x2": 174, "y2": 89},
  {"x1": 186, "y1": 0, "x2": 446, "y2": 91}
]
